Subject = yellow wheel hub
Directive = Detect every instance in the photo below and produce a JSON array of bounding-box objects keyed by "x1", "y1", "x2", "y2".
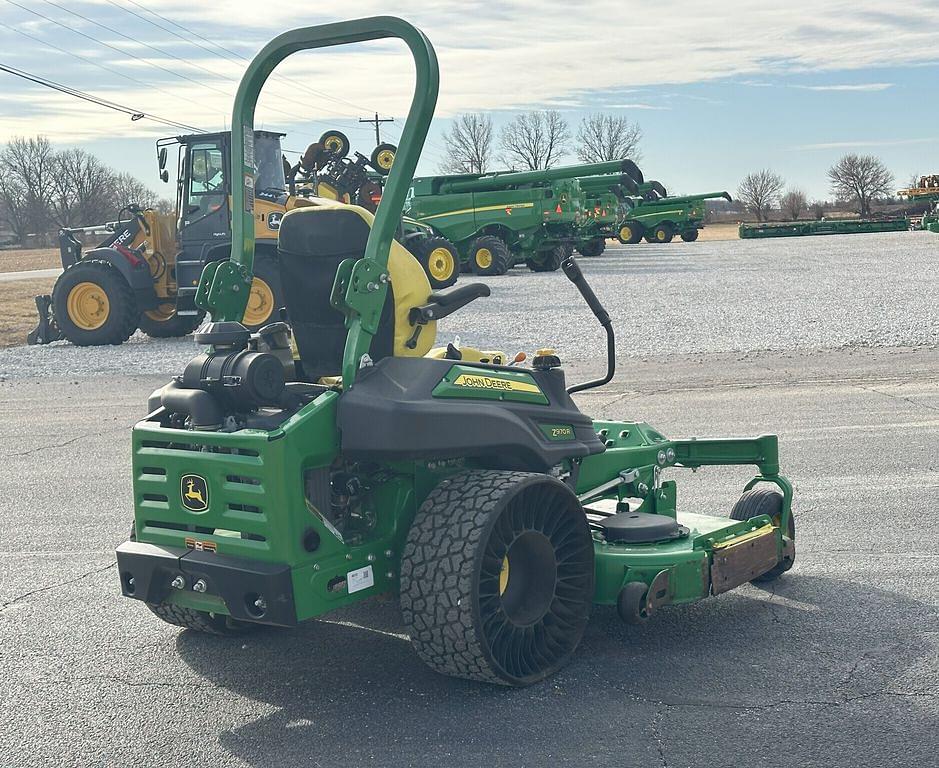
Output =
[
  {"x1": 324, "y1": 137, "x2": 343, "y2": 153},
  {"x1": 66, "y1": 282, "x2": 110, "y2": 330},
  {"x1": 144, "y1": 302, "x2": 175, "y2": 323},
  {"x1": 476, "y1": 247, "x2": 493, "y2": 269},
  {"x1": 376, "y1": 149, "x2": 395, "y2": 170},
  {"x1": 244, "y1": 277, "x2": 275, "y2": 327},
  {"x1": 427, "y1": 247, "x2": 455, "y2": 281},
  {"x1": 499, "y1": 556, "x2": 510, "y2": 596},
  {"x1": 620, "y1": 226, "x2": 632, "y2": 240},
  {"x1": 656, "y1": 230, "x2": 666, "y2": 241}
]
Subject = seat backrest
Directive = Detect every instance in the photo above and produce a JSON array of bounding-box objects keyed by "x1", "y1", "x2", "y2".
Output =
[{"x1": 277, "y1": 202, "x2": 437, "y2": 379}]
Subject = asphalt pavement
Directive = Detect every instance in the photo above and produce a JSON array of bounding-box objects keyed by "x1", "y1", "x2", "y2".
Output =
[
  {"x1": 0, "y1": 234, "x2": 936, "y2": 767},
  {"x1": 0, "y1": 345, "x2": 936, "y2": 768}
]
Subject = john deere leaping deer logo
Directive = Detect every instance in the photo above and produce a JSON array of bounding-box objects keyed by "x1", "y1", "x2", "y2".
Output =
[{"x1": 180, "y1": 474, "x2": 209, "y2": 512}]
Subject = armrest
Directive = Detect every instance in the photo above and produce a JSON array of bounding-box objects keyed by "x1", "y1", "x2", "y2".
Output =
[{"x1": 409, "y1": 283, "x2": 490, "y2": 325}]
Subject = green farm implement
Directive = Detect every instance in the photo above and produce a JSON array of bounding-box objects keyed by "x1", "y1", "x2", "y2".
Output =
[
  {"x1": 573, "y1": 172, "x2": 642, "y2": 256},
  {"x1": 406, "y1": 160, "x2": 641, "y2": 275},
  {"x1": 739, "y1": 217, "x2": 910, "y2": 239},
  {"x1": 899, "y1": 177, "x2": 939, "y2": 233},
  {"x1": 618, "y1": 190, "x2": 731, "y2": 244},
  {"x1": 116, "y1": 16, "x2": 797, "y2": 687}
]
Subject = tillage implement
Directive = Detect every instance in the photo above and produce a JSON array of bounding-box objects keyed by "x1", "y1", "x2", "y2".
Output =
[{"x1": 116, "y1": 17, "x2": 797, "y2": 686}]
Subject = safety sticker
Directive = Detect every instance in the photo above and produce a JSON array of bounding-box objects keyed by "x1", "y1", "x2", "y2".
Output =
[{"x1": 347, "y1": 565, "x2": 374, "y2": 594}]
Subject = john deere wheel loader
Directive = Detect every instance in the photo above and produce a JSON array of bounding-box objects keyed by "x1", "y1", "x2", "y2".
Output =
[{"x1": 116, "y1": 17, "x2": 796, "y2": 687}]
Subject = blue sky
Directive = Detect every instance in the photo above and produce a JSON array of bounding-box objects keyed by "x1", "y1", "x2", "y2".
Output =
[{"x1": 1, "y1": 1, "x2": 937, "y2": 202}]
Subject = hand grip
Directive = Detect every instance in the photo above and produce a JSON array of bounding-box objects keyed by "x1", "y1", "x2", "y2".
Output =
[{"x1": 562, "y1": 256, "x2": 610, "y2": 325}]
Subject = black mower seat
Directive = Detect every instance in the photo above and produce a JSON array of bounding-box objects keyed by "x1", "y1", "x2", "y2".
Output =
[
  {"x1": 277, "y1": 202, "x2": 438, "y2": 380},
  {"x1": 597, "y1": 510, "x2": 688, "y2": 544}
]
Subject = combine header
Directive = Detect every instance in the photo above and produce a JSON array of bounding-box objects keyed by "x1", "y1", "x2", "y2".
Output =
[{"x1": 739, "y1": 217, "x2": 910, "y2": 239}]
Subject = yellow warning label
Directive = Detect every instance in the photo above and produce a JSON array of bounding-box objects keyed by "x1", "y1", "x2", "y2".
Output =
[{"x1": 452, "y1": 373, "x2": 541, "y2": 394}]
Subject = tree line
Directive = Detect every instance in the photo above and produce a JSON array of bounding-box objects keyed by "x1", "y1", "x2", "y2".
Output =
[
  {"x1": 440, "y1": 111, "x2": 642, "y2": 173},
  {"x1": 0, "y1": 136, "x2": 169, "y2": 244},
  {"x1": 737, "y1": 154, "x2": 898, "y2": 222}
]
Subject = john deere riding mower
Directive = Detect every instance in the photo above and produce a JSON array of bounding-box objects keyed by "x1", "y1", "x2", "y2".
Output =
[{"x1": 116, "y1": 17, "x2": 796, "y2": 687}]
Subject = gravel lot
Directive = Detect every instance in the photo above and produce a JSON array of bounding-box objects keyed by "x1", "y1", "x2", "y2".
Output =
[{"x1": 1, "y1": 230, "x2": 935, "y2": 379}]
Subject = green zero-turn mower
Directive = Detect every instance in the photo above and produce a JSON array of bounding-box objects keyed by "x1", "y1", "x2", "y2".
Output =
[{"x1": 116, "y1": 17, "x2": 796, "y2": 687}]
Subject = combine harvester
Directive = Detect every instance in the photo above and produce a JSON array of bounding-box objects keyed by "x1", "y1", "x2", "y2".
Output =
[
  {"x1": 739, "y1": 217, "x2": 909, "y2": 239},
  {"x1": 115, "y1": 15, "x2": 798, "y2": 687},
  {"x1": 616, "y1": 185, "x2": 732, "y2": 245},
  {"x1": 406, "y1": 160, "x2": 642, "y2": 274}
]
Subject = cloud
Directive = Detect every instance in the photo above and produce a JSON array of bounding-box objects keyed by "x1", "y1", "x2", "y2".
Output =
[
  {"x1": 795, "y1": 82, "x2": 893, "y2": 91},
  {"x1": 792, "y1": 137, "x2": 939, "y2": 150},
  {"x1": 604, "y1": 103, "x2": 672, "y2": 111},
  {"x1": 1, "y1": 0, "x2": 939, "y2": 146}
]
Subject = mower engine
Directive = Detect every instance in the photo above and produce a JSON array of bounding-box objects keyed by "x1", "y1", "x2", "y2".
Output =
[{"x1": 148, "y1": 321, "x2": 302, "y2": 432}]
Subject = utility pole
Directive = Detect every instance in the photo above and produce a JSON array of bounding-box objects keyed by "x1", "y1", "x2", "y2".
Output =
[{"x1": 360, "y1": 112, "x2": 394, "y2": 145}]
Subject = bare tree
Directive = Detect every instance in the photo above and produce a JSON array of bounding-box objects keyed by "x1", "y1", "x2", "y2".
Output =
[
  {"x1": 439, "y1": 113, "x2": 493, "y2": 174},
  {"x1": 736, "y1": 169, "x2": 784, "y2": 222},
  {"x1": 810, "y1": 200, "x2": 826, "y2": 220},
  {"x1": 827, "y1": 154, "x2": 894, "y2": 217},
  {"x1": 109, "y1": 172, "x2": 161, "y2": 212},
  {"x1": 49, "y1": 148, "x2": 116, "y2": 227},
  {"x1": 499, "y1": 110, "x2": 570, "y2": 170},
  {"x1": 575, "y1": 113, "x2": 642, "y2": 163},
  {"x1": 0, "y1": 136, "x2": 55, "y2": 241},
  {"x1": 779, "y1": 188, "x2": 807, "y2": 221}
]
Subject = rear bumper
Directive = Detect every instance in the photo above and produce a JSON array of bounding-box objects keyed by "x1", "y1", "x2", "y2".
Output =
[{"x1": 116, "y1": 540, "x2": 297, "y2": 627}]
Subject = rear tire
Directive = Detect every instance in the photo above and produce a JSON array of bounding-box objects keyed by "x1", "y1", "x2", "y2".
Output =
[
  {"x1": 527, "y1": 245, "x2": 564, "y2": 272},
  {"x1": 468, "y1": 235, "x2": 510, "y2": 276},
  {"x1": 146, "y1": 602, "x2": 257, "y2": 636},
  {"x1": 137, "y1": 305, "x2": 205, "y2": 338},
  {"x1": 414, "y1": 236, "x2": 459, "y2": 288},
  {"x1": 680, "y1": 228, "x2": 699, "y2": 242},
  {"x1": 730, "y1": 488, "x2": 795, "y2": 582},
  {"x1": 648, "y1": 223, "x2": 674, "y2": 244},
  {"x1": 576, "y1": 238, "x2": 606, "y2": 257},
  {"x1": 52, "y1": 260, "x2": 138, "y2": 346},
  {"x1": 617, "y1": 221, "x2": 644, "y2": 244},
  {"x1": 400, "y1": 470, "x2": 595, "y2": 686}
]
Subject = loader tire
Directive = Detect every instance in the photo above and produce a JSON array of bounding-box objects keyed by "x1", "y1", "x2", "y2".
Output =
[
  {"x1": 52, "y1": 260, "x2": 138, "y2": 346},
  {"x1": 146, "y1": 602, "x2": 257, "y2": 636},
  {"x1": 242, "y1": 257, "x2": 284, "y2": 330},
  {"x1": 730, "y1": 487, "x2": 795, "y2": 582},
  {"x1": 138, "y1": 305, "x2": 205, "y2": 338},
  {"x1": 400, "y1": 470, "x2": 594, "y2": 687},
  {"x1": 468, "y1": 235, "x2": 510, "y2": 276}
]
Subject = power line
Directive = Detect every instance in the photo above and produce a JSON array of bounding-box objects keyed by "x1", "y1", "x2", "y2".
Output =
[
  {"x1": 115, "y1": 0, "x2": 380, "y2": 118},
  {"x1": 0, "y1": 63, "x2": 204, "y2": 133},
  {"x1": 0, "y1": 20, "x2": 220, "y2": 117},
  {"x1": 53, "y1": 0, "x2": 369, "y2": 129},
  {"x1": 360, "y1": 113, "x2": 395, "y2": 145}
]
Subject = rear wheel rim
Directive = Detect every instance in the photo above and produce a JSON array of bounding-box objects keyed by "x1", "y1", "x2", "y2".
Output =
[
  {"x1": 476, "y1": 248, "x2": 493, "y2": 269},
  {"x1": 428, "y1": 247, "x2": 455, "y2": 281},
  {"x1": 376, "y1": 149, "x2": 395, "y2": 170},
  {"x1": 244, "y1": 277, "x2": 275, "y2": 327},
  {"x1": 620, "y1": 226, "x2": 632, "y2": 240},
  {"x1": 67, "y1": 282, "x2": 110, "y2": 330}
]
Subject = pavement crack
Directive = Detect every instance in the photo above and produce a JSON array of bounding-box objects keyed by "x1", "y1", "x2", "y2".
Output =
[
  {"x1": 854, "y1": 383, "x2": 939, "y2": 414},
  {"x1": 0, "y1": 561, "x2": 115, "y2": 613},
  {"x1": 1, "y1": 423, "x2": 130, "y2": 459},
  {"x1": 649, "y1": 710, "x2": 669, "y2": 767}
]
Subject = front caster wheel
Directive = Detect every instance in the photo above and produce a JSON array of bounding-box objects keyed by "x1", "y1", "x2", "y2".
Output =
[
  {"x1": 730, "y1": 488, "x2": 795, "y2": 582},
  {"x1": 616, "y1": 581, "x2": 650, "y2": 624},
  {"x1": 401, "y1": 470, "x2": 595, "y2": 686}
]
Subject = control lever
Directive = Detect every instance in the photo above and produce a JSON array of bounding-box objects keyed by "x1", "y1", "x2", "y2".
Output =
[{"x1": 561, "y1": 254, "x2": 615, "y2": 394}]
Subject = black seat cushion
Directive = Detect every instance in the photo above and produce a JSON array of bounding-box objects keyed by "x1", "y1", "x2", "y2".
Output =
[{"x1": 278, "y1": 207, "x2": 394, "y2": 380}]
